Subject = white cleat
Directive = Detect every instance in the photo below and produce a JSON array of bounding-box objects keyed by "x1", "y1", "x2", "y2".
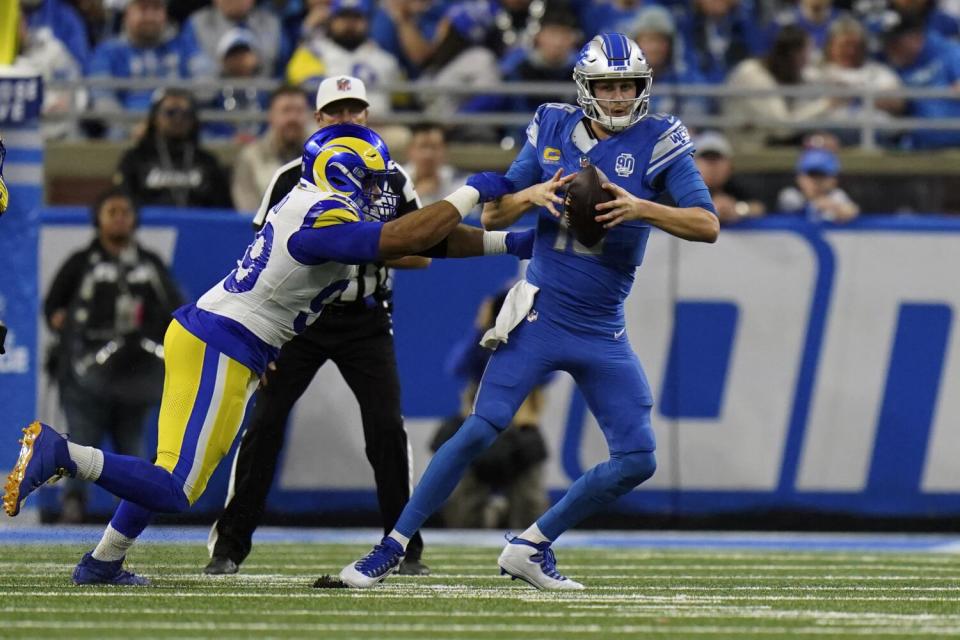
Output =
[
  {"x1": 497, "y1": 536, "x2": 584, "y2": 591},
  {"x1": 339, "y1": 536, "x2": 405, "y2": 588}
]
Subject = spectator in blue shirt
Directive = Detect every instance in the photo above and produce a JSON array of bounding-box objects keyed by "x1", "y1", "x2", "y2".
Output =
[
  {"x1": 574, "y1": 0, "x2": 644, "y2": 38},
  {"x1": 771, "y1": 0, "x2": 843, "y2": 59},
  {"x1": 678, "y1": 0, "x2": 768, "y2": 84},
  {"x1": 372, "y1": 0, "x2": 448, "y2": 78},
  {"x1": 626, "y1": 6, "x2": 711, "y2": 119},
  {"x1": 21, "y1": 0, "x2": 91, "y2": 70},
  {"x1": 891, "y1": 0, "x2": 960, "y2": 40},
  {"x1": 882, "y1": 16, "x2": 960, "y2": 149},
  {"x1": 88, "y1": 0, "x2": 212, "y2": 135}
]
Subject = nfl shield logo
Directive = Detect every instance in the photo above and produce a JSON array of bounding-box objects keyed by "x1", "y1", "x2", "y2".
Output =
[
  {"x1": 615, "y1": 153, "x2": 635, "y2": 177},
  {"x1": 337, "y1": 78, "x2": 351, "y2": 91}
]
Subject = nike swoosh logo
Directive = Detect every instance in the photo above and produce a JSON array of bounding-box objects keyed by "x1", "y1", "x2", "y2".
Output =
[{"x1": 614, "y1": 328, "x2": 625, "y2": 339}]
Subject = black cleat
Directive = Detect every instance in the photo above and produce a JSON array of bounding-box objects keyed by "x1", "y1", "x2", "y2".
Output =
[
  {"x1": 397, "y1": 558, "x2": 431, "y2": 576},
  {"x1": 203, "y1": 556, "x2": 239, "y2": 575}
]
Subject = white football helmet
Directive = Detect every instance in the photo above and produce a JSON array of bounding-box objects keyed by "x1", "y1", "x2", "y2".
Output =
[{"x1": 573, "y1": 33, "x2": 653, "y2": 132}]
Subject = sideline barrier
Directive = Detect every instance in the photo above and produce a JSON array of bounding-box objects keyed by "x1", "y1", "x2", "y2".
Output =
[{"x1": 4, "y1": 209, "x2": 959, "y2": 519}]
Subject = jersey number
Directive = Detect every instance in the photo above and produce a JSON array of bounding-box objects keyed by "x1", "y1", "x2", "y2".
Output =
[
  {"x1": 293, "y1": 279, "x2": 350, "y2": 333},
  {"x1": 225, "y1": 223, "x2": 274, "y2": 293},
  {"x1": 553, "y1": 218, "x2": 605, "y2": 256}
]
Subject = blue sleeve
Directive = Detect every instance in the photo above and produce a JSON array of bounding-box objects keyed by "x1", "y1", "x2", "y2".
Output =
[
  {"x1": 287, "y1": 222, "x2": 384, "y2": 265},
  {"x1": 52, "y1": 1, "x2": 90, "y2": 70},
  {"x1": 370, "y1": 10, "x2": 401, "y2": 59},
  {"x1": 87, "y1": 42, "x2": 114, "y2": 76},
  {"x1": 662, "y1": 154, "x2": 717, "y2": 215},
  {"x1": 178, "y1": 28, "x2": 214, "y2": 78},
  {"x1": 945, "y1": 41, "x2": 960, "y2": 81},
  {"x1": 504, "y1": 142, "x2": 542, "y2": 191}
]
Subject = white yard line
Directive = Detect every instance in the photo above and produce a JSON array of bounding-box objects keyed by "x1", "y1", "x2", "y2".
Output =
[{"x1": 4, "y1": 620, "x2": 960, "y2": 636}]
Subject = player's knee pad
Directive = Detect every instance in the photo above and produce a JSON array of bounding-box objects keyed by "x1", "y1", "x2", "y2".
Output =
[{"x1": 612, "y1": 451, "x2": 657, "y2": 491}]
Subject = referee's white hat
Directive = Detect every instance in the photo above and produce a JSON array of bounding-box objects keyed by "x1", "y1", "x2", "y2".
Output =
[{"x1": 315, "y1": 76, "x2": 370, "y2": 111}]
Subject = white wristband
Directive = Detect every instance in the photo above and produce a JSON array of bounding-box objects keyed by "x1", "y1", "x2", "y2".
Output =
[
  {"x1": 443, "y1": 185, "x2": 480, "y2": 219},
  {"x1": 482, "y1": 231, "x2": 508, "y2": 255}
]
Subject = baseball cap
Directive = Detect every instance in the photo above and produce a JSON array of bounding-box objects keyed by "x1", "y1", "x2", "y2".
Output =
[
  {"x1": 796, "y1": 148, "x2": 840, "y2": 176},
  {"x1": 216, "y1": 28, "x2": 259, "y2": 58},
  {"x1": 330, "y1": 0, "x2": 371, "y2": 17},
  {"x1": 315, "y1": 76, "x2": 369, "y2": 111},
  {"x1": 695, "y1": 131, "x2": 733, "y2": 159}
]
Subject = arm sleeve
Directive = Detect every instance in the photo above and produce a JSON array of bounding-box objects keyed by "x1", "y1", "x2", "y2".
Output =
[
  {"x1": 287, "y1": 222, "x2": 384, "y2": 265},
  {"x1": 646, "y1": 116, "x2": 695, "y2": 184},
  {"x1": 504, "y1": 142, "x2": 542, "y2": 191},
  {"x1": 662, "y1": 154, "x2": 717, "y2": 215}
]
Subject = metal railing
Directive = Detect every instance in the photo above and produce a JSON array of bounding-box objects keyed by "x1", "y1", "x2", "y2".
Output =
[{"x1": 45, "y1": 78, "x2": 960, "y2": 151}]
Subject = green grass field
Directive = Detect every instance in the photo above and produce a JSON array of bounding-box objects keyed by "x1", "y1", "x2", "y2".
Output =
[{"x1": 1, "y1": 541, "x2": 958, "y2": 639}]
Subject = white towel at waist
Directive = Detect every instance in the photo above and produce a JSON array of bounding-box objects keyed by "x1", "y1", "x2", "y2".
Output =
[{"x1": 480, "y1": 280, "x2": 539, "y2": 350}]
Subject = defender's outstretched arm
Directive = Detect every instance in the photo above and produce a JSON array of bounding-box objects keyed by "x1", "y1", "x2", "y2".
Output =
[{"x1": 377, "y1": 173, "x2": 517, "y2": 260}]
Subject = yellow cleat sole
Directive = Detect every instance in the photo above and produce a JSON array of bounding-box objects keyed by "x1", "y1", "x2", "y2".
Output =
[{"x1": 3, "y1": 421, "x2": 44, "y2": 517}]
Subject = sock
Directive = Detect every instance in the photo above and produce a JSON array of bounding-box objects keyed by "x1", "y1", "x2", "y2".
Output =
[
  {"x1": 537, "y1": 451, "x2": 656, "y2": 540},
  {"x1": 388, "y1": 530, "x2": 410, "y2": 551},
  {"x1": 66, "y1": 442, "x2": 104, "y2": 481},
  {"x1": 518, "y1": 523, "x2": 550, "y2": 545},
  {"x1": 94, "y1": 452, "x2": 190, "y2": 514},
  {"x1": 393, "y1": 415, "x2": 500, "y2": 538},
  {"x1": 91, "y1": 524, "x2": 135, "y2": 562}
]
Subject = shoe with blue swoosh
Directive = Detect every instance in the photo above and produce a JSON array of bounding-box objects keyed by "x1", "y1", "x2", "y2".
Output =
[
  {"x1": 3, "y1": 422, "x2": 76, "y2": 517},
  {"x1": 498, "y1": 535, "x2": 584, "y2": 590}
]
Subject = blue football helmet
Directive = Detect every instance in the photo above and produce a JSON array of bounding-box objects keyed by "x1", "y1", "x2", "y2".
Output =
[
  {"x1": 301, "y1": 123, "x2": 399, "y2": 221},
  {"x1": 574, "y1": 33, "x2": 653, "y2": 132}
]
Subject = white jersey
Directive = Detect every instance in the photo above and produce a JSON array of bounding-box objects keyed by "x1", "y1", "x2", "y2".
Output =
[{"x1": 197, "y1": 181, "x2": 359, "y2": 348}]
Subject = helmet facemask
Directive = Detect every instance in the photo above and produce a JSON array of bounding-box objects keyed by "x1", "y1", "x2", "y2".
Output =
[
  {"x1": 573, "y1": 33, "x2": 654, "y2": 132},
  {"x1": 358, "y1": 168, "x2": 400, "y2": 222},
  {"x1": 326, "y1": 160, "x2": 400, "y2": 222}
]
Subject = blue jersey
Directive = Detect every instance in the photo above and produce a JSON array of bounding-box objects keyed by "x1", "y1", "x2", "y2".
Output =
[
  {"x1": 505, "y1": 103, "x2": 702, "y2": 334},
  {"x1": 886, "y1": 34, "x2": 960, "y2": 149},
  {"x1": 88, "y1": 33, "x2": 211, "y2": 113}
]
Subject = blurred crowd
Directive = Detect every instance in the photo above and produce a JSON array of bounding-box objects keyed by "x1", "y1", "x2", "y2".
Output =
[
  {"x1": 10, "y1": 0, "x2": 960, "y2": 148},
  {"x1": 9, "y1": 0, "x2": 960, "y2": 217}
]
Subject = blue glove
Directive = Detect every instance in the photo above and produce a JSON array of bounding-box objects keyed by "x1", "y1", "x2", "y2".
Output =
[
  {"x1": 505, "y1": 229, "x2": 535, "y2": 259},
  {"x1": 466, "y1": 172, "x2": 514, "y2": 203}
]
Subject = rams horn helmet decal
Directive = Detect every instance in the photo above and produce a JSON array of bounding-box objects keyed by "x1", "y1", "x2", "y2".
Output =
[{"x1": 301, "y1": 123, "x2": 399, "y2": 221}]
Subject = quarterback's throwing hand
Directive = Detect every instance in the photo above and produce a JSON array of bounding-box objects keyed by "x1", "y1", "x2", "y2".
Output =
[
  {"x1": 466, "y1": 172, "x2": 515, "y2": 203},
  {"x1": 535, "y1": 168, "x2": 577, "y2": 218},
  {"x1": 595, "y1": 182, "x2": 648, "y2": 229}
]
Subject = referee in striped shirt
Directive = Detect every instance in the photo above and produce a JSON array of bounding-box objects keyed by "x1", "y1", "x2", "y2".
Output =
[{"x1": 204, "y1": 76, "x2": 430, "y2": 575}]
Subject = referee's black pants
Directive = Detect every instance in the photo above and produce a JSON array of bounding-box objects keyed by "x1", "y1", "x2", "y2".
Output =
[{"x1": 208, "y1": 303, "x2": 425, "y2": 564}]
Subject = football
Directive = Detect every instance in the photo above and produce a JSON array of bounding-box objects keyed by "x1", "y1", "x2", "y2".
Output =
[{"x1": 564, "y1": 164, "x2": 613, "y2": 248}]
